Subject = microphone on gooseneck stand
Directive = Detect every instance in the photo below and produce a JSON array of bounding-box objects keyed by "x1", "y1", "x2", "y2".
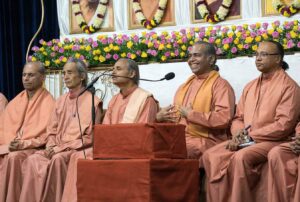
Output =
[{"x1": 107, "y1": 72, "x2": 176, "y2": 82}]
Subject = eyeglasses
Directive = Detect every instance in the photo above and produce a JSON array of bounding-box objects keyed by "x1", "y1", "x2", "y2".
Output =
[{"x1": 255, "y1": 52, "x2": 280, "y2": 58}]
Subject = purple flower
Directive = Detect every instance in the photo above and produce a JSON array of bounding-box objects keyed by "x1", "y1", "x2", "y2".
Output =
[
  {"x1": 59, "y1": 48, "x2": 64, "y2": 53},
  {"x1": 127, "y1": 53, "x2": 131, "y2": 58},
  {"x1": 182, "y1": 37, "x2": 188, "y2": 43},
  {"x1": 47, "y1": 41, "x2": 52, "y2": 46},
  {"x1": 180, "y1": 29, "x2": 186, "y2": 35},
  {"x1": 53, "y1": 45, "x2": 59, "y2": 51},
  {"x1": 150, "y1": 50, "x2": 157, "y2": 56},
  {"x1": 116, "y1": 39, "x2": 123, "y2": 45},
  {"x1": 209, "y1": 37, "x2": 215, "y2": 43},
  {"x1": 101, "y1": 39, "x2": 108, "y2": 44},
  {"x1": 87, "y1": 38, "x2": 93, "y2": 43},
  {"x1": 215, "y1": 25, "x2": 221, "y2": 31},
  {"x1": 113, "y1": 54, "x2": 119, "y2": 60},
  {"x1": 274, "y1": 20, "x2": 280, "y2": 27},
  {"x1": 59, "y1": 56, "x2": 64, "y2": 61},
  {"x1": 222, "y1": 38, "x2": 229, "y2": 44},
  {"x1": 287, "y1": 40, "x2": 295, "y2": 49},
  {"x1": 286, "y1": 33, "x2": 291, "y2": 40},
  {"x1": 198, "y1": 32, "x2": 205, "y2": 38},
  {"x1": 164, "y1": 51, "x2": 171, "y2": 57},
  {"x1": 108, "y1": 37, "x2": 114, "y2": 44},
  {"x1": 174, "y1": 49, "x2": 179, "y2": 56},
  {"x1": 250, "y1": 32, "x2": 257, "y2": 38},
  {"x1": 236, "y1": 26, "x2": 243, "y2": 31},
  {"x1": 262, "y1": 22, "x2": 269, "y2": 30},
  {"x1": 72, "y1": 45, "x2": 80, "y2": 51},
  {"x1": 297, "y1": 42, "x2": 300, "y2": 48},
  {"x1": 272, "y1": 31, "x2": 279, "y2": 38},
  {"x1": 173, "y1": 42, "x2": 179, "y2": 48},
  {"x1": 79, "y1": 55, "x2": 85, "y2": 60},
  {"x1": 39, "y1": 39, "x2": 45, "y2": 44},
  {"x1": 231, "y1": 47, "x2": 237, "y2": 54},
  {"x1": 105, "y1": 53, "x2": 112, "y2": 59},
  {"x1": 211, "y1": 30, "x2": 217, "y2": 36},
  {"x1": 92, "y1": 41, "x2": 98, "y2": 48},
  {"x1": 31, "y1": 46, "x2": 39, "y2": 52},
  {"x1": 243, "y1": 44, "x2": 249, "y2": 49},
  {"x1": 28, "y1": 56, "x2": 32, "y2": 61}
]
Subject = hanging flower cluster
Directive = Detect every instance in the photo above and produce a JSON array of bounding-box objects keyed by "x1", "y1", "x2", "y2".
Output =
[
  {"x1": 195, "y1": 0, "x2": 233, "y2": 23},
  {"x1": 72, "y1": 0, "x2": 109, "y2": 34},
  {"x1": 132, "y1": 0, "x2": 168, "y2": 30},
  {"x1": 28, "y1": 20, "x2": 300, "y2": 69},
  {"x1": 272, "y1": 0, "x2": 300, "y2": 17}
]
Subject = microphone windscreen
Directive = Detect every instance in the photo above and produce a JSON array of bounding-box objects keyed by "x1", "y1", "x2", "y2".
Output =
[{"x1": 164, "y1": 72, "x2": 175, "y2": 80}]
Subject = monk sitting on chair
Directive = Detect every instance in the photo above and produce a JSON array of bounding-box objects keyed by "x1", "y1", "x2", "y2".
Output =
[
  {"x1": 0, "y1": 62, "x2": 55, "y2": 202},
  {"x1": 203, "y1": 40, "x2": 300, "y2": 202},
  {"x1": 0, "y1": 92, "x2": 8, "y2": 114},
  {"x1": 156, "y1": 41, "x2": 235, "y2": 168},
  {"x1": 19, "y1": 58, "x2": 102, "y2": 202},
  {"x1": 61, "y1": 58, "x2": 159, "y2": 202}
]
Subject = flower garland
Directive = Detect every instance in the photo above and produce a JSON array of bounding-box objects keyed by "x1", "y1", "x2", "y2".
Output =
[
  {"x1": 72, "y1": 0, "x2": 109, "y2": 34},
  {"x1": 272, "y1": 0, "x2": 300, "y2": 17},
  {"x1": 132, "y1": 0, "x2": 168, "y2": 30},
  {"x1": 195, "y1": 0, "x2": 233, "y2": 23}
]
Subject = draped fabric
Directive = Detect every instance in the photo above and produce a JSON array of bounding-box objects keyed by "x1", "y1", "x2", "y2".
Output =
[{"x1": 0, "y1": 0, "x2": 59, "y2": 100}]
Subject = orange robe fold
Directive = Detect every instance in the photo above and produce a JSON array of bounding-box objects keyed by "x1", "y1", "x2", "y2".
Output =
[
  {"x1": 61, "y1": 86, "x2": 159, "y2": 202},
  {"x1": 268, "y1": 122, "x2": 300, "y2": 202},
  {"x1": 174, "y1": 72, "x2": 235, "y2": 167},
  {"x1": 0, "y1": 92, "x2": 8, "y2": 115},
  {"x1": 0, "y1": 88, "x2": 55, "y2": 202},
  {"x1": 203, "y1": 69, "x2": 300, "y2": 202},
  {"x1": 19, "y1": 90, "x2": 101, "y2": 202}
]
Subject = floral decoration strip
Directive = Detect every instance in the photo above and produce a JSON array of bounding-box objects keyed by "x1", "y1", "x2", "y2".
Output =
[
  {"x1": 72, "y1": 0, "x2": 109, "y2": 34},
  {"x1": 132, "y1": 0, "x2": 168, "y2": 30},
  {"x1": 195, "y1": 0, "x2": 232, "y2": 23},
  {"x1": 29, "y1": 20, "x2": 300, "y2": 68}
]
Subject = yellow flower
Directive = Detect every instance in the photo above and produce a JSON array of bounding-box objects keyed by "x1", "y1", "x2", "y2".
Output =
[
  {"x1": 177, "y1": 39, "x2": 183, "y2": 44},
  {"x1": 234, "y1": 38, "x2": 239, "y2": 45},
  {"x1": 113, "y1": 46, "x2": 120, "y2": 51},
  {"x1": 141, "y1": 52, "x2": 148, "y2": 58},
  {"x1": 44, "y1": 60, "x2": 50, "y2": 66},
  {"x1": 92, "y1": 50, "x2": 98, "y2": 55},
  {"x1": 166, "y1": 44, "x2": 172, "y2": 49},
  {"x1": 158, "y1": 44, "x2": 165, "y2": 50},
  {"x1": 243, "y1": 24, "x2": 248, "y2": 29},
  {"x1": 252, "y1": 45, "x2": 258, "y2": 51},
  {"x1": 189, "y1": 41, "x2": 194, "y2": 45},
  {"x1": 104, "y1": 47, "x2": 111, "y2": 53},
  {"x1": 255, "y1": 36, "x2": 262, "y2": 42},
  {"x1": 290, "y1": 31, "x2": 297, "y2": 39},
  {"x1": 80, "y1": 46, "x2": 85, "y2": 50},
  {"x1": 256, "y1": 22, "x2": 261, "y2": 29},
  {"x1": 58, "y1": 42, "x2": 62, "y2": 47},
  {"x1": 203, "y1": 38, "x2": 209, "y2": 42},
  {"x1": 180, "y1": 52, "x2": 185, "y2": 57},
  {"x1": 130, "y1": 54, "x2": 137, "y2": 60},
  {"x1": 215, "y1": 38, "x2": 221, "y2": 45},
  {"x1": 262, "y1": 33, "x2": 268, "y2": 40},
  {"x1": 161, "y1": 56, "x2": 167, "y2": 61},
  {"x1": 141, "y1": 31, "x2": 147, "y2": 37},
  {"x1": 170, "y1": 52, "x2": 175, "y2": 57},
  {"x1": 207, "y1": 26, "x2": 213, "y2": 31},
  {"x1": 148, "y1": 42, "x2": 153, "y2": 48},
  {"x1": 181, "y1": 45, "x2": 187, "y2": 51},
  {"x1": 99, "y1": 56, "x2": 106, "y2": 62},
  {"x1": 31, "y1": 57, "x2": 37, "y2": 62},
  {"x1": 231, "y1": 25, "x2": 236, "y2": 31},
  {"x1": 40, "y1": 47, "x2": 45, "y2": 52},
  {"x1": 194, "y1": 27, "x2": 199, "y2": 32},
  {"x1": 109, "y1": 44, "x2": 114, "y2": 49},
  {"x1": 277, "y1": 28, "x2": 283, "y2": 33},
  {"x1": 75, "y1": 53, "x2": 81, "y2": 58},
  {"x1": 85, "y1": 46, "x2": 91, "y2": 51},
  {"x1": 205, "y1": 31, "x2": 211, "y2": 36},
  {"x1": 236, "y1": 32, "x2": 242, "y2": 38},
  {"x1": 223, "y1": 44, "x2": 229, "y2": 50},
  {"x1": 121, "y1": 53, "x2": 126, "y2": 58},
  {"x1": 152, "y1": 34, "x2": 158, "y2": 39},
  {"x1": 54, "y1": 59, "x2": 60, "y2": 65},
  {"x1": 187, "y1": 33, "x2": 192, "y2": 39},
  {"x1": 294, "y1": 20, "x2": 298, "y2": 25},
  {"x1": 127, "y1": 41, "x2": 133, "y2": 49},
  {"x1": 93, "y1": 56, "x2": 99, "y2": 61},
  {"x1": 228, "y1": 32, "x2": 234, "y2": 38},
  {"x1": 237, "y1": 44, "x2": 243, "y2": 50},
  {"x1": 245, "y1": 37, "x2": 253, "y2": 44},
  {"x1": 62, "y1": 57, "x2": 67, "y2": 63},
  {"x1": 42, "y1": 51, "x2": 47, "y2": 56}
]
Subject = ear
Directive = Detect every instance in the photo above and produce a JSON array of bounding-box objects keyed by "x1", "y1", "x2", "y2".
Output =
[
  {"x1": 129, "y1": 70, "x2": 136, "y2": 79},
  {"x1": 208, "y1": 55, "x2": 216, "y2": 66}
]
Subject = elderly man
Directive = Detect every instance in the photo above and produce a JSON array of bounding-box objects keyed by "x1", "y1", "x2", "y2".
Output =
[
  {"x1": 0, "y1": 92, "x2": 8, "y2": 114},
  {"x1": 19, "y1": 58, "x2": 102, "y2": 202},
  {"x1": 61, "y1": 58, "x2": 159, "y2": 202},
  {"x1": 268, "y1": 121, "x2": 300, "y2": 202},
  {"x1": 0, "y1": 62, "x2": 55, "y2": 202},
  {"x1": 156, "y1": 41, "x2": 235, "y2": 168},
  {"x1": 203, "y1": 40, "x2": 300, "y2": 202}
]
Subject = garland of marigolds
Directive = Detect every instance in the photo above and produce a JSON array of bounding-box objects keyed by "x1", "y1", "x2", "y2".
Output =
[
  {"x1": 72, "y1": 0, "x2": 109, "y2": 34},
  {"x1": 195, "y1": 0, "x2": 233, "y2": 23},
  {"x1": 132, "y1": 0, "x2": 168, "y2": 30}
]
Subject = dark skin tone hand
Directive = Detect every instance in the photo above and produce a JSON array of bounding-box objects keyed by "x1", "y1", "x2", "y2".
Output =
[
  {"x1": 44, "y1": 146, "x2": 55, "y2": 159},
  {"x1": 156, "y1": 105, "x2": 178, "y2": 123},
  {"x1": 8, "y1": 140, "x2": 22, "y2": 151},
  {"x1": 290, "y1": 135, "x2": 300, "y2": 155}
]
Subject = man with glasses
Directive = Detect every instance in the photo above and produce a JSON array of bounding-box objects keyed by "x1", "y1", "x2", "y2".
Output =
[
  {"x1": 203, "y1": 40, "x2": 300, "y2": 202},
  {"x1": 156, "y1": 41, "x2": 235, "y2": 169}
]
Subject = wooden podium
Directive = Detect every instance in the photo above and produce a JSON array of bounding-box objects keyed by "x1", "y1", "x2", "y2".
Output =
[{"x1": 77, "y1": 123, "x2": 199, "y2": 202}]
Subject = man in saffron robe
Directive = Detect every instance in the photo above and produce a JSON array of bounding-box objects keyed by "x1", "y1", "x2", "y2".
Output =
[
  {"x1": 156, "y1": 41, "x2": 235, "y2": 168},
  {"x1": 203, "y1": 41, "x2": 300, "y2": 202},
  {"x1": 268, "y1": 121, "x2": 300, "y2": 202},
  {"x1": 0, "y1": 93, "x2": 8, "y2": 114},
  {"x1": 19, "y1": 58, "x2": 102, "y2": 202},
  {"x1": 61, "y1": 58, "x2": 159, "y2": 202},
  {"x1": 0, "y1": 62, "x2": 55, "y2": 202}
]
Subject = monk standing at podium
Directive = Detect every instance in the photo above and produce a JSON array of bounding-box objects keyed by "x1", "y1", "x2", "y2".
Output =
[
  {"x1": 61, "y1": 58, "x2": 159, "y2": 202},
  {"x1": 19, "y1": 58, "x2": 102, "y2": 202},
  {"x1": 0, "y1": 62, "x2": 55, "y2": 202},
  {"x1": 268, "y1": 121, "x2": 300, "y2": 202},
  {"x1": 203, "y1": 41, "x2": 300, "y2": 202},
  {"x1": 156, "y1": 41, "x2": 235, "y2": 168},
  {"x1": 0, "y1": 92, "x2": 8, "y2": 114}
]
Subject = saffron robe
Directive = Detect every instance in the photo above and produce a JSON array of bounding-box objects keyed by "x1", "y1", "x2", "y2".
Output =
[{"x1": 0, "y1": 92, "x2": 8, "y2": 114}]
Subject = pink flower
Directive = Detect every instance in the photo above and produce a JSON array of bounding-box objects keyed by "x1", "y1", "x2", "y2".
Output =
[
  {"x1": 198, "y1": 32, "x2": 205, "y2": 38},
  {"x1": 250, "y1": 24, "x2": 256, "y2": 30},
  {"x1": 182, "y1": 37, "x2": 188, "y2": 43},
  {"x1": 164, "y1": 51, "x2": 170, "y2": 57},
  {"x1": 136, "y1": 50, "x2": 141, "y2": 55},
  {"x1": 59, "y1": 48, "x2": 64, "y2": 53},
  {"x1": 262, "y1": 22, "x2": 269, "y2": 30},
  {"x1": 216, "y1": 48, "x2": 223, "y2": 55},
  {"x1": 59, "y1": 56, "x2": 64, "y2": 61},
  {"x1": 87, "y1": 38, "x2": 93, "y2": 43},
  {"x1": 180, "y1": 29, "x2": 186, "y2": 34},
  {"x1": 106, "y1": 53, "x2": 112, "y2": 59},
  {"x1": 272, "y1": 31, "x2": 279, "y2": 38},
  {"x1": 31, "y1": 46, "x2": 39, "y2": 52},
  {"x1": 174, "y1": 49, "x2": 179, "y2": 56},
  {"x1": 108, "y1": 37, "x2": 114, "y2": 44},
  {"x1": 116, "y1": 39, "x2": 123, "y2": 45},
  {"x1": 133, "y1": 35, "x2": 139, "y2": 43},
  {"x1": 150, "y1": 50, "x2": 157, "y2": 56},
  {"x1": 39, "y1": 39, "x2": 45, "y2": 44},
  {"x1": 113, "y1": 54, "x2": 119, "y2": 60},
  {"x1": 127, "y1": 53, "x2": 131, "y2": 58},
  {"x1": 274, "y1": 20, "x2": 280, "y2": 27},
  {"x1": 209, "y1": 37, "x2": 215, "y2": 43},
  {"x1": 243, "y1": 44, "x2": 249, "y2": 49},
  {"x1": 79, "y1": 55, "x2": 85, "y2": 60},
  {"x1": 231, "y1": 47, "x2": 237, "y2": 54},
  {"x1": 101, "y1": 39, "x2": 108, "y2": 44},
  {"x1": 92, "y1": 41, "x2": 98, "y2": 48},
  {"x1": 297, "y1": 42, "x2": 300, "y2": 48},
  {"x1": 287, "y1": 40, "x2": 295, "y2": 49},
  {"x1": 285, "y1": 33, "x2": 291, "y2": 40},
  {"x1": 53, "y1": 45, "x2": 59, "y2": 51},
  {"x1": 63, "y1": 38, "x2": 70, "y2": 43},
  {"x1": 250, "y1": 32, "x2": 257, "y2": 38},
  {"x1": 50, "y1": 52, "x2": 56, "y2": 57},
  {"x1": 236, "y1": 26, "x2": 243, "y2": 31},
  {"x1": 47, "y1": 41, "x2": 52, "y2": 46}
]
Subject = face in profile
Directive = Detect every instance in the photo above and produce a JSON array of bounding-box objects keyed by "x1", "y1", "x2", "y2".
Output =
[
  {"x1": 62, "y1": 62, "x2": 84, "y2": 90},
  {"x1": 22, "y1": 63, "x2": 45, "y2": 92},
  {"x1": 111, "y1": 59, "x2": 136, "y2": 86},
  {"x1": 255, "y1": 42, "x2": 281, "y2": 74},
  {"x1": 187, "y1": 44, "x2": 214, "y2": 75}
]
